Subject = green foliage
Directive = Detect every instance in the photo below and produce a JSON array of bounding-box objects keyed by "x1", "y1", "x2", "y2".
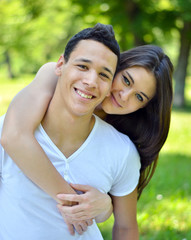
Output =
[
  {"x1": 0, "y1": 0, "x2": 87, "y2": 76},
  {"x1": 0, "y1": 0, "x2": 190, "y2": 77},
  {"x1": 69, "y1": 0, "x2": 181, "y2": 49}
]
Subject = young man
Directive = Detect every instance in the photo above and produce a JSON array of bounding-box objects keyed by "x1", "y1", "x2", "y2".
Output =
[{"x1": 0, "y1": 24, "x2": 140, "y2": 239}]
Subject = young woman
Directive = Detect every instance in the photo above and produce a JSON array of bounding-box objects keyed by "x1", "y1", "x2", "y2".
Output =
[{"x1": 1, "y1": 45, "x2": 173, "y2": 236}]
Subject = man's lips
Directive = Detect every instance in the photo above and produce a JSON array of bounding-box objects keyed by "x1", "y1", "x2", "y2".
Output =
[
  {"x1": 111, "y1": 93, "x2": 122, "y2": 107},
  {"x1": 75, "y1": 88, "x2": 95, "y2": 99}
]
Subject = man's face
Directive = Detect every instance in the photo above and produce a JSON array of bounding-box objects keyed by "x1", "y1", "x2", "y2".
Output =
[{"x1": 55, "y1": 40, "x2": 118, "y2": 117}]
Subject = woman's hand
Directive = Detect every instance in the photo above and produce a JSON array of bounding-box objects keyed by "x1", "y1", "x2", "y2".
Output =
[{"x1": 57, "y1": 184, "x2": 112, "y2": 222}]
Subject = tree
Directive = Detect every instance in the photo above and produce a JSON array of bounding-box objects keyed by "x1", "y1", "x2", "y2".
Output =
[
  {"x1": 0, "y1": 0, "x2": 47, "y2": 78},
  {"x1": 171, "y1": 0, "x2": 191, "y2": 107},
  {"x1": 0, "y1": 0, "x2": 83, "y2": 78},
  {"x1": 174, "y1": 21, "x2": 191, "y2": 107}
]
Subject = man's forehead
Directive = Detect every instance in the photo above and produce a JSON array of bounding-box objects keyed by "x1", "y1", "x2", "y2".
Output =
[
  {"x1": 74, "y1": 57, "x2": 114, "y2": 77},
  {"x1": 69, "y1": 40, "x2": 117, "y2": 74},
  {"x1": 74, "y1": 40, "x2": 117, "y2": 58}
]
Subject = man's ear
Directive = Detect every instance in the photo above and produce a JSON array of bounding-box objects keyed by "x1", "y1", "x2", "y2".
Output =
[{"x1": 55, "y1": 55, "x2": 65, "y2": 76}]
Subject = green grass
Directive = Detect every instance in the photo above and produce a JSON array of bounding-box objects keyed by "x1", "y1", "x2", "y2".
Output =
[
  {"x1": 0, "y1": 75, "x2": 33, "y2": 116},
  {"x1": 0, "y1": 75, "x2": 191, "y2": 240}
]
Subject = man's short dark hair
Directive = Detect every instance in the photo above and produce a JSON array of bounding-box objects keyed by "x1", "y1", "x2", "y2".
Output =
[{"x1": 64, "y1": 23, "x2": 120, "y2": 65}]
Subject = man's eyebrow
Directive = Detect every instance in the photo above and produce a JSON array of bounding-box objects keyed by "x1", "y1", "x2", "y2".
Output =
[
  {"x1": 75, "y1": 58, "x2": 114, "y2": 77},
  {"x1": 103, "y1": 67, "x2": 114, "y2": 77},
  {"x1": 126, "y1": 70, "x2": 149, "y2": 100},
  {"x1": 75, "y1": 58, "x2": 92, "y2": 63}
]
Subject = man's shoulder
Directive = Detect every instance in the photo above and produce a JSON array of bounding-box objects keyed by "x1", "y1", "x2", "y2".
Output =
[
  {"x1": 95, "y1": 115, "x2": 135, "y2": 148},
  {"x1": 0, "y1": 114, "x2": 5, "y2": 133},
  {"x1": 95, "y1": 115, "x2": 140, "y2": 168},
  {"x1": 0, "y1": 115, "x2": 5, "y2": 160}
]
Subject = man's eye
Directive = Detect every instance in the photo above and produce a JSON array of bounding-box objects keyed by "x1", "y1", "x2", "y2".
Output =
[
  {"x1": 123, "y1": 75, "x2": 130, "y2": 86},
  {"x1": 100, "y1": 72, "x2": 109, "y2": 79},
  {"x1": 78, "y1": 65, "x2": 88, "y2": 70},
  {"x1": 136, "y1": 93, "x2": 143, "y2": 102}
]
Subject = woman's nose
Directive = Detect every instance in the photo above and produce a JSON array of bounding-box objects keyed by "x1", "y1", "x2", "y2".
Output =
[{"x1": 119, "y1": 89, "x2": 133, "y2": 102}]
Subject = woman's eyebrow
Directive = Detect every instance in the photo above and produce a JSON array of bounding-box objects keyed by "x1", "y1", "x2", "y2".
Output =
[
  {"x1": 141, "y1": 92, "x2": 149, "y2": 100},
  {"x1": 125, "y1": 70, "x2": 134, "y2": 84},
  {"x1": 125, "y1": 70, "x2": 150, "y2": 100}
]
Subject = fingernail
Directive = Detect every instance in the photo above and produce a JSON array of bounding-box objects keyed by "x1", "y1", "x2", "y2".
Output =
[{"x1": 57, "y1": 194, "x2": 63, "y2": 198}]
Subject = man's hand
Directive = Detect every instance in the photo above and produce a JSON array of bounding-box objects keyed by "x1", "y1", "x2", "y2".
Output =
[{"x1": 57, "y1": 206, "x2": 93, "y2": 235}]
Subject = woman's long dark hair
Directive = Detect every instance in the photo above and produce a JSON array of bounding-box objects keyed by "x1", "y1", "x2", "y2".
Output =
[{"x1": 106, "y1": 45, "x2": 173, "y2": 199}]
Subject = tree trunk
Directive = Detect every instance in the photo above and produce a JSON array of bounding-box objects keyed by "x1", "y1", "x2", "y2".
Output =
[
  {"x1": 124, "y1": 1, "x2": 146, "y2": 47},
  {"x1": 4, "y1": 50, "x2": 15, "y2": 79},
  {"x1": 174, "y1": 21, "x2": 191, "y2": 107}
]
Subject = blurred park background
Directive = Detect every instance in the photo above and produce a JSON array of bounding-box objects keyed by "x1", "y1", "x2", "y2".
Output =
[{"x1": 0, "y1": 0, "x2": 191, "y2": 239}]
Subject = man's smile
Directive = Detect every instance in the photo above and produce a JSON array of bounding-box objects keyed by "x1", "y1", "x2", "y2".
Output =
[{"x1": 75, "y1": 88, "x2": 95, "y2": 99}]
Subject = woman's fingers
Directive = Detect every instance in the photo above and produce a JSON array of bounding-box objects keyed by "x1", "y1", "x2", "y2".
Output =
[{"x1": 57, "y1": 193, "x2": 83, "y2": 203}]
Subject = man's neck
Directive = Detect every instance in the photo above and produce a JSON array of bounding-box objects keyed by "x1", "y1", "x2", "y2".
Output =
[{"x1": 41, "y1": 100, "x2": 95, "y2": 158}]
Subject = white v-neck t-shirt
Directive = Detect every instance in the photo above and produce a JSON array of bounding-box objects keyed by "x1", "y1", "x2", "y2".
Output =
[{"x1": 0, "y1": 115, "x2": 140, "y2": 240}]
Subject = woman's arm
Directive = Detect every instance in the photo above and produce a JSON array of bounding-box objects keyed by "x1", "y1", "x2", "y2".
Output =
[
  {"x1": 1, "y1": 62, "x2": 77, "y2": 203},
  {"x1": 111, "y1": 188, "x2": 139, "y2": 240}
]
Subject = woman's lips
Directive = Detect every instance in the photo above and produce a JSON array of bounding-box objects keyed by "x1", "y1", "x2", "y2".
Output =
[{"x1": 111, "y1": 93, "x2": 121, "y2": 107}]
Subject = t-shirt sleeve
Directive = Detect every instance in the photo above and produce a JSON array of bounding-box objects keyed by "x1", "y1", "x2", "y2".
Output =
[
  {"x1": 0, "y1": 144, "x2": 2, "y2": 177},
  {"x1": 109, "y1": 138, "x2": 141, "y2": 196},
  {"x1": 0, "y1": 115, "x2": 6, "y2": 177}
]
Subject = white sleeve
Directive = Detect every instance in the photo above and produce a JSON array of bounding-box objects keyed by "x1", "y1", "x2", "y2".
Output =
[
  {"x1": 109, "y1": 140, "x2": 141, "y2": 196},
  {"x1": 0, "y1": 144, "x2": 2, "y2": 177},
  {"x1": 0, "y1": 115, "x2": 6, "y2": 177}
]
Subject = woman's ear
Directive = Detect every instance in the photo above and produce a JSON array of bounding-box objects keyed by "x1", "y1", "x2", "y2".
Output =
[{"x1": 55, "y1": 55, "x2": 65, "y2": 76}]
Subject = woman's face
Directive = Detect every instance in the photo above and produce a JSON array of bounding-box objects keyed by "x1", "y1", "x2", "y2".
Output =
[{"x1": 101, "y1": 66, "x2": 156, "y2": 115}]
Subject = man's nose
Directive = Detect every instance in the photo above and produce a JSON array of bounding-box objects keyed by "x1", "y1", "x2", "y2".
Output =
[{"x1": 82, "y1": 71, "x2": 98, "y2": 88}]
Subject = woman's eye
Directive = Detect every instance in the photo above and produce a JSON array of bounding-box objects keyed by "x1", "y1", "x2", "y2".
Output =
[
  {"x1": 123, "y1": 75, "x2": 130, "y2": 86},
  {"x1": 136, "y1": 93, "x2": 143, "y2": 102}
]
